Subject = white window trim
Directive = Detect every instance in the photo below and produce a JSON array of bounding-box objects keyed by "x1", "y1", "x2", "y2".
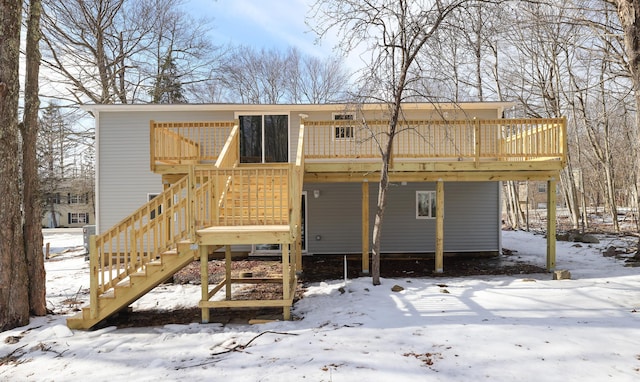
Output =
[
  {"x1": 416, "y1": 190, "x2": 437, "y2": 219},
  {"x1": 332, "y1": 112, "x2": 356, "y2": 140},
  {"x1": 70, "y1": 212, "x2": 89, "y2": 224}
]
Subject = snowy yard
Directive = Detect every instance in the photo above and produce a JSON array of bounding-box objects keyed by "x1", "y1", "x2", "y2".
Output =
[{"x1": 1, "y1": 229, "x2": 639, "y2": 381}]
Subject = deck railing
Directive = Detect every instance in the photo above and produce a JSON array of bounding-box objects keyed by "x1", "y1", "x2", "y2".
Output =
[
  {"x1": 304, "y1": 118, "x2": 566, "y2": 163},
  {"x1": 89, "y1": 175, "x2": 191, "y2": 317},
  {"x1": 150, "y1": 121, "x2": 234, "y2": 170}
]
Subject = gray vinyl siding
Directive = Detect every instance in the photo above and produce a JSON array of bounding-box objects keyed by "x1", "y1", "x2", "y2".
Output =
[{"x1": 303, "y1": 182, "x2": 499, "y2": 254}]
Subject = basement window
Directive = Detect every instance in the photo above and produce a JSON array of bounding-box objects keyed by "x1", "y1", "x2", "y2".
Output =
[
  {"x1": 416, "y1": 191, "x2": 436, "y2": 219},
  {"x1": 333, "y1": 113, "x2": 355, "y2": 139}
]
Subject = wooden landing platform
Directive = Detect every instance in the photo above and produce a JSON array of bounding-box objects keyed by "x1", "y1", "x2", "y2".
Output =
[{"x1": 197, "y1": 225, "x2": 293, "y2": 245}]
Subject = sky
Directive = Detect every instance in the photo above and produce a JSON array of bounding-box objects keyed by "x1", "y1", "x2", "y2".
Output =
[
  {"x1": 186, "y1": 0, "x2": 334, "y2": 58},
  {"x1": 2, "y1": 229, "x2": 640, "y2": 380}
]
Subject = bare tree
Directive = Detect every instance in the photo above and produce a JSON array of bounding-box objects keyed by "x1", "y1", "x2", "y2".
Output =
[
  {"x1": 310, "y1": 0, "x2": 481, "y2": 285},
  {"x1": 218, "y1": 45, "x2": 350, "y2": 104},
  {"x1": 0, "y1": 0, "x2": 29, "y2": 331},
  {"x1": 40, "y1": 0, "x2": 217, "y2": 105}
]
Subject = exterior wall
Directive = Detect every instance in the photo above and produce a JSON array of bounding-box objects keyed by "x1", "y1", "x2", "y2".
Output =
[
  {"x1": 42, "y1": 198, "x2": 95, "y2": 228},
  {"x1": 96, "y1": 104, "x2": 505, "y2": 251},
  {"x1": 303, "y1": 181, "x2": 500, "y2": 254},
  {"x1": 97, "y1": 110, "x2": 229, "y2": 232}
]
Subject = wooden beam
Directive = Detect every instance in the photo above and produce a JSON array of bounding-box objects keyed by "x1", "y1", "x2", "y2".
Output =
[
  {"x1": 304, "y1": 170, "x2": 561, "y2": 183},
  {"x1": 199, "y1": 245, "x2": 210, "y2": 324},
  {"x1": 89, "y1": 235, "x2": 98, "y2": 320},
  {"x1": 362, "y1": 181, "x2": 370, "y2": 274},
  {"x1": 282, "y1": 244, "x2": 291, "y2": 320},
  {"x1": 198, "y1": 299, "x2": 293, "y2": 308},
  {"x1": 225, "y1": 245, "x2": 232, "y2": 300},
  {"x1": 546, "y1": 180, "x2": 557, "y2": 271},
  {"x1": 304, "y1": 160, "x2": 564, "y2": 175},
  {"x1": 435, "y1": 180, "x2": 444, "y2": 273}
]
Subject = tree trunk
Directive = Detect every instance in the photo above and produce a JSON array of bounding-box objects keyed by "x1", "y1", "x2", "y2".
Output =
[
  {"x1": 0, "y1": 0, "x2": 29, "y2": 331},
  {"x1": 22, "y1": 0, "x2": 46, "y2": 316},
  {"x1": 371, "y1": 154, "x2": 391, "y2": 286}
]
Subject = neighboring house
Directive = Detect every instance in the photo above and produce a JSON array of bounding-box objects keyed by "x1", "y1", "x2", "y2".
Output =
[
  {"x1": 42, "y1": 181, "x2": 94, "y2": 228},
  {"x1": 68, "y1": 102, "x2": 566, "y2": 329},
  {"x1": 517, "y1": 180, "x2": 566, "y2": 210}
]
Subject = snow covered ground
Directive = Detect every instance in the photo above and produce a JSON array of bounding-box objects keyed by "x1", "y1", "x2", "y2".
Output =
[{"x1": 1, "y1": 229, "x2": 639, "y2": 381}]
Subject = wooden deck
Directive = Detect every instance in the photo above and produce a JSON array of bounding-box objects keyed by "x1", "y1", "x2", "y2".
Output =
[{"x1": 68, "y1": 116, "x2": 565, "y2": 330}]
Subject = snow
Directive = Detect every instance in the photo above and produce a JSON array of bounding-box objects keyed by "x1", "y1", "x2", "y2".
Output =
[{"x1": 2, "y1": 229, "x2": 639, "y2": 381}]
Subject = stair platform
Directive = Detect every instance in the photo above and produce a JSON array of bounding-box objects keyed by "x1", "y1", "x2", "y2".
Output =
[{"x1": 197, "y1": 225, "x2": 293, "y2": 245}]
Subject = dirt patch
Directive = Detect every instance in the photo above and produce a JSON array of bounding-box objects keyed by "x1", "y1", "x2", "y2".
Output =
[{"x1": 102, "y1": 251, "x2": 544, "y2": 329}]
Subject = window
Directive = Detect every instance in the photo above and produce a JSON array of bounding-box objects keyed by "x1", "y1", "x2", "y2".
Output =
[
  {"x1": 68, "y1": 193, "x2": 87, "y2": 204},
  {"x1": 333, "y1": 113, "x2": 355, "y2": 139},
  {"x1": 148, "y1": 193, "x2": 162, "y2": 219},
  {"x1": 416, "y1": 191, "x2": 437, "y2": 219},
  {"x1": 46, "y1": 193, "x2": 61, "y2": 204},
  {"x1": 69, "y1": 212, "x2": 89, "y2": 224},
  {"x1": 537, "y1": 183, "x2": 547, "y2": 193}
]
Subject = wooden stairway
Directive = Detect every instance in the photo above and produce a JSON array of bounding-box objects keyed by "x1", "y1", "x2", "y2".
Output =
[{"x1": 66, "y1": 242, "x2": 197, "y2": 329}]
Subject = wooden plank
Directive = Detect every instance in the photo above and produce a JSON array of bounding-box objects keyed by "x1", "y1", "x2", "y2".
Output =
[
  {"x1": 435, "y1": 180, "x2": 444, "y2": 273},
  {"x1": 199, "y1": 299, "x2": 293, "y2": 308},
  {"x1": 200, "y1": 245, "x2": 210, "y2": 324},
  {"x1": 282, "y1": 244, "x2": 291, "y2": 320},
  {"x1": 197, "y1": 225, "x2": 294, "y2": 245},
  {"x1": 225, "y1": 245, "x2": 232, "y2": 300},
  {"x1": 547, "y1": 180, "x2": 557, "y2": 271},
  {"x1": 305, "y1": 170, "x2": 561, "y2": 183},
  {"x1": 229, "y1": 278, "x2": 283, "y2": 284}
]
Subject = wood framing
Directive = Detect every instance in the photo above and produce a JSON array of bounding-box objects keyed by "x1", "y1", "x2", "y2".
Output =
[
  {"x1": 69, "y1": 103, "x2": 567, "y2": 330},
  {"x1": 546, "y1": 180, "x2": 557, "y2": 271},
  {"x1": 435, "y1": 180, "x2": 444, "y2": 273}
]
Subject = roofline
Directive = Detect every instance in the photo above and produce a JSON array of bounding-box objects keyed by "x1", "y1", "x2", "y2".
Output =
[{"x1": 80, "y1": 101, "x2": 516, "y2": 113}]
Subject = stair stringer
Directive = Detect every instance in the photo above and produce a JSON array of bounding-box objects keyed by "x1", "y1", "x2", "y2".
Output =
[{"x1": 66, "y1": 244, "x2": 198, "y2": 330}]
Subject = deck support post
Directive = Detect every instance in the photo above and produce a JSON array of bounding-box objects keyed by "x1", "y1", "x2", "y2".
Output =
[
  {"x1": 361, "y1": 180, "x2": 370, "y2": 274},
  {"x1": 546, "y1": 179, "x2": 557, "y2": 271},
  {"x1": 282, "y1": 244, "x2": 291, "y2": 320},
  {"x1": 225, "y1": 245, "x2": 232, "y2": 299},
  {"x1": 435, "y1": 180, "x2": 444, "y2": 273},
  {"x1": 200, "y1": 245, "x2": 210, "y2": 324},
  {"x1": 295, "y1": 223, "x2": 302, "y2": 272}
]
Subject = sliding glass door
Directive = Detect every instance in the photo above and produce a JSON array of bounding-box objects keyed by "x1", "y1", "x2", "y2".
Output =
[{"x1": 239, "y1": 114, "x2": 288, "y2": 163}]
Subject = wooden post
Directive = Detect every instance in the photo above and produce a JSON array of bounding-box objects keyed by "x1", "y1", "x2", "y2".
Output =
[
  {"x1": 150, "y1": 120, "x2": 156, "y2": 172},
  {"x1": 546, "y1": 179, "x2": 557, "y2": 271},
  {"x1": 89, "y1": 235, "x2": 98, "y2": 319},
  {"x1": 200, "y1": 245, "x2": 210, "y2": 324},
  {"x1": 435, "y1": 180, "x2": 444, "y2": 273},
  {"x1": 474, "y1": 118, "x2": 480, "y2": 167},
  {"x1": 225, "y1": 245, "x2": 232, "y2": 300},
  {"x1": 361, "y1": 180, "x2": 370, "y2": 274},
  {"x1": 187, "y1": 165, "x2": 196, "y2": 242},
  {"x1": 295, "y1": 223, "x2": 302, "y2": 272},
  {"x1": 282, "y1": 244, "x2": 291, "y2": 320}
]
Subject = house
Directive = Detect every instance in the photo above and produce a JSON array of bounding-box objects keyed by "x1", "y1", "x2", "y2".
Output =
[
  {"x1": 42, "y1": 179, "x2": 95, "y2": 228},
  {"x1": 67, "y1": 102, "x2": 566, "y2": 329}
]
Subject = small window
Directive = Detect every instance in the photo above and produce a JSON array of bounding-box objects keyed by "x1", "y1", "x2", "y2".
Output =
[
  {"x1": 68, "y1": 193, "x2": 87, "y2": 204},
  {"x1": 537, "y1": 183, "x2": 546, "y2": 193},
  {"x1": 333, "y1": 113, "x2": 355, "y2": 139},
  {"x1": 69, "y1": 212, "x2": 89, "y2": 224},
  {"x1": 148, "y1": 193, "x2": 162, "y2": 219},
  {"x1": 416, "y1": 191, "x2": 437, "y2": 219}
]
